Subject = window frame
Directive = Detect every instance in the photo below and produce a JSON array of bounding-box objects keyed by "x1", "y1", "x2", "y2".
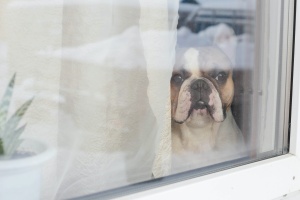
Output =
[{"x1": 117, "y1": 1, "x2": 300, "y2": 199}]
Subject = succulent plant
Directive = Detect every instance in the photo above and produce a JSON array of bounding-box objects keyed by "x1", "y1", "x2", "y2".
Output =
[{"x1": 0, "y1": 74, "x2": 33, "y2": 158}]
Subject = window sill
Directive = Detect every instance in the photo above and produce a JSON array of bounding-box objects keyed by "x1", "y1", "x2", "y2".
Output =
[{"x1": 122, "y1": 154, "x2": 300, "y2": 200}]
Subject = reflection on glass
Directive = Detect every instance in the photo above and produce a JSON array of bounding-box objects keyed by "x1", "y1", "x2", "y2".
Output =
[{"x1": 0, "y1": 0, "x2": 290, "y2": 199}]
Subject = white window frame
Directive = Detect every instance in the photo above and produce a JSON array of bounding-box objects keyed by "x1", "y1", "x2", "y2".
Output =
[{"x1": 118, "y1": 1, "x2": 300, "y2": 200}]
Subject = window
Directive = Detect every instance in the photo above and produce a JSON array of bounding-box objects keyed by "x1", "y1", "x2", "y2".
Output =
[{"x1": 0, "y1": 0, "x2": 296, "y2": 199}]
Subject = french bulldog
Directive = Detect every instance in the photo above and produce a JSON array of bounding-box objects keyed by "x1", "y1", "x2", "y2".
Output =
[{"x1": 171, "y1": 47, "x2": 246, "y2": 173}]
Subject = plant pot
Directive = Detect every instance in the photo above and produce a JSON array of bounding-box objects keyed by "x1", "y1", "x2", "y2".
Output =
[{"x1": 0, "y1": 139, "x2": 55, "y2": 200}]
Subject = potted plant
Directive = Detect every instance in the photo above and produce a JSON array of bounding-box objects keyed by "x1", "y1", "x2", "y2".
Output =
[{"x1": 0, "y1": 74, "x2": 55, "y2": 200}]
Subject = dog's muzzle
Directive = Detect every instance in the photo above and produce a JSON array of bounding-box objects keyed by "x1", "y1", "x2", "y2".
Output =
[
  {"x1": 172, "y1": 77, "x2": 225, "y2": 123},
  {"x1": 189, "y1": 78, "x2": 225, "y2": 122},
  {"x1": 191, "y1": 79, "x2": 212, "y2": 110}
]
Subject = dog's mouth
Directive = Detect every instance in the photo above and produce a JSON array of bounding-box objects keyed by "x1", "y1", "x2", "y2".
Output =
[
  {"x1": 189, "y1": 100, "x2": 211, "y2": 118},
  {"x1": 189, "y1": 97, "x2": 224, "y2": 122},
  {"x1": 193, "y1": 100, "x2": 208, "y2": 110}
]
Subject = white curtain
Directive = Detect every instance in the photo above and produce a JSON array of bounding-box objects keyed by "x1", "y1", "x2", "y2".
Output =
[{"x1": 1, "y1": 0, "x2": 179, "y2": 199}]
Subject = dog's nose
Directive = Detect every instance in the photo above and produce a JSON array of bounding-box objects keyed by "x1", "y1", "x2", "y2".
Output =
[{"x1": 191, "y1": 79, "x2": 209, "y2": 91}]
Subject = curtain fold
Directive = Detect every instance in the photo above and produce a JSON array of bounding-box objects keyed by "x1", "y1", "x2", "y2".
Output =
[
  {"x1": 139, "y1": 0, "x2": 178, "y2": 177},
  {"x1": 2, "y1": 0, "x2": 178, "y2": 199}
]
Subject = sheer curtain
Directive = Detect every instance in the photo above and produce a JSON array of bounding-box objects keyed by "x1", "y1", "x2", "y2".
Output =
[{"x1": 1, "y1": 0, "x2": 178, "y2": 199}]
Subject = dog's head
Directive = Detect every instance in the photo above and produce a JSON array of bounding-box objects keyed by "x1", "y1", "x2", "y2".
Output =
[{"x1": 171, "y1": 47, "x2": 234, "y2": 126}]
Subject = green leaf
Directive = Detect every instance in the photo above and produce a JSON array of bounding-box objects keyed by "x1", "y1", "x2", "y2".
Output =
[
  {"x1": 0, "y1": 74, "x2": 16, "y2": 134},
  {"x1": 5, "y1": 124, "x2": 26, "y2": 155},
  {"x1": 3, "y1": 98, "x2": 33, "y2": 138},
  {"x1": 0, "y1": 74, "x2": 34, "y2": 158},
  {"x1": 6, "y1": 139, "x2": 23, "y2": 157},
  {"x1": 0, "y1": 138, "x2": 4, "y2": 155}
]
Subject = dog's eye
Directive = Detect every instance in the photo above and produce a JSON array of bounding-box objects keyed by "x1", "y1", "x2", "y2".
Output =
[
  {"x1": 172, "y1": 75, "x2": 184, "y2": 84},
  {"x1": 215, "y1": 72, "x2": 227, "y2": 82}
]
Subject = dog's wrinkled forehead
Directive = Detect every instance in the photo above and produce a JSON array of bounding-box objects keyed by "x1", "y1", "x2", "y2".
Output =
[{"x1": 175, "y1": 47, "x2": 232, "y2": 73}]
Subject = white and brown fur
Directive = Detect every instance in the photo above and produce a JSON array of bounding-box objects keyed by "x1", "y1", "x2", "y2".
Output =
[{"x1": 171, "y1": 47, "x2": 245, "y2": 173}]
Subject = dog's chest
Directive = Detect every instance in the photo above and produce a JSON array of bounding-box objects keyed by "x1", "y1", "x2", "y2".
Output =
[
  {"x1": 172, "y1": 124, "x2": 214, "y2": 153},
  {"x1": 171, "y1": 111, "x2": 246, "y2": 174}
]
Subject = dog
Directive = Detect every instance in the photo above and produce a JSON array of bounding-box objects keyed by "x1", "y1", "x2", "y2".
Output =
[{"x1": 171, "y1": 47, "x2": 246, "y2": 173}]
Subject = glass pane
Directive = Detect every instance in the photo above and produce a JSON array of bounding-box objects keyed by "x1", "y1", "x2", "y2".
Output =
[{"x1": 0, "y1": 0, "x2": 293, "y2": 199}]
